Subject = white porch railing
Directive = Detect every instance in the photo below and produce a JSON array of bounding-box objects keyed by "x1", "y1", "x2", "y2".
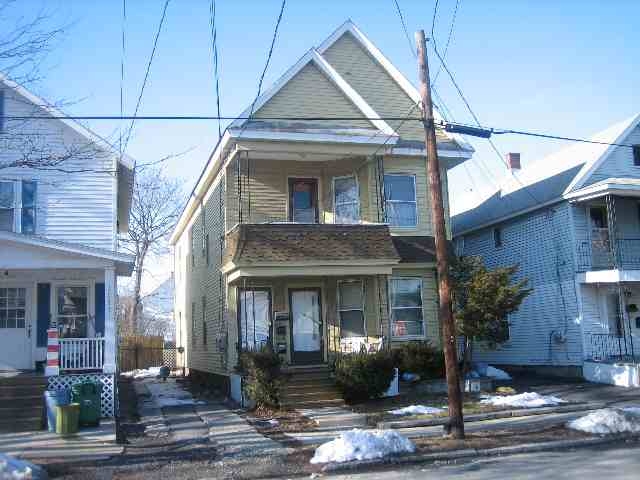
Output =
[{"x1": 59, "y1": 337, "x2": 105, "y2": 371}]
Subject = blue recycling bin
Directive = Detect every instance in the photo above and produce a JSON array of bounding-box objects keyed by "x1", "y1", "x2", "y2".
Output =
[{"x1": 45, "y1": 389, "x2": 71, "y2": 432}]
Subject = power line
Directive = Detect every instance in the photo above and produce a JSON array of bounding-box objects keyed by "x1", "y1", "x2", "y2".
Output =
[
  {"x1": 432, "y1": 0, "x2": 460, "y2": 86},
  {"x1": 122, "y1": 0, "x2": 171, "y2": 155},
  {"x1": 393, "y1": 0, "x2": 414, "y2": 56},
  {"x1": 119, "y1": 0, "x2": 126, "y2": 158},
  {"x1": 209, "y1": 0, "x2": 222, "y2": 140}
]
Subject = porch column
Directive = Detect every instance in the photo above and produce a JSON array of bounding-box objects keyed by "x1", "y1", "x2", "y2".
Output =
[{"x1": 103, "y1": 266, "x2": 117, "y2": 374}]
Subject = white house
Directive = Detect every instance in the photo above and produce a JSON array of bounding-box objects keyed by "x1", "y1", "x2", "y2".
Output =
[
  {"x1": 453, "y1": 114, "x2": 640, "y2": 387},
  {"x1": 0, "y1": 76, "x2": 134, "y2": 431}
]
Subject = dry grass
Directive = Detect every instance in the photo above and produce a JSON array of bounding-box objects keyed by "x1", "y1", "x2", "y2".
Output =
[{"x1": 246, "y1": 406, "x2": 318, "y2": 434}]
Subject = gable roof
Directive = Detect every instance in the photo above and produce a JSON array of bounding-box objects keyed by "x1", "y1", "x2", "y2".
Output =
[{"x1": 452, "y1": 114, "x2": 640, "y2": 236}]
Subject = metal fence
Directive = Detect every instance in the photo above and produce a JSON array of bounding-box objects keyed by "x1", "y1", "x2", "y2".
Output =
[
  {"x1": 577, "y1": 239, "x2": 640, "y2": 271},
  {"x1": 585, "y1": 332, "x2": 639, "y2": 362}
]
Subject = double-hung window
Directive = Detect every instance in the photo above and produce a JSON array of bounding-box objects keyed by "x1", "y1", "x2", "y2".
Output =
[
  {"x1": 0, "y1": 180, "x2": 36, "y2": 233},
  {"x1": 384, "y1": 174, "x2": 417, "y2": 227},
  {"x1": 238, "y1": 288, "x2": 271, "y2": 351},
  {"x1": 333, "y1": 176, "x2": 359, "y2": 224},
  {"x1": 338, "y1": 280, "x2": 365, "y2": 337},
  {"x1": 390, "y1": 277, "x2": 424, "y2": 338}
]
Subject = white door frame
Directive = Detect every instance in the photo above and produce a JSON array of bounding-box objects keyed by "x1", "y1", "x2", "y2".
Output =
[{"x1": 0, "y1": 281, "x2": 35, "y2": 370}]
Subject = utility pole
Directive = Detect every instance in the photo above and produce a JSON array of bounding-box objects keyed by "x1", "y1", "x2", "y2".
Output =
[{"x1": 415, "y1": 29, "x2": 465, "y2": 439}]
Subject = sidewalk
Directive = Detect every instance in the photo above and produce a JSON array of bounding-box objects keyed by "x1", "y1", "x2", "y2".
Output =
[{"x1": 0, "y1": 420, "x2": 122, "y2": 463}]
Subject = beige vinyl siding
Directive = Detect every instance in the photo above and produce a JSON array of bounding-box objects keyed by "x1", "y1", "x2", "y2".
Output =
[
  {"x1": 183, "y1": 177, "x2": 228, "y2": 376},
  {"x1": 225, "y1": 156, "x2": 372, "y2": 229},
  {"x1": 322, "y1": 32, "x2": 425, "y2": 142},
  {"x1": 253, "y1": 63, "x2": 374, "y2": 130},
  {"x1": 389, "y1": 267, "x2": 441, "y2": 348}
]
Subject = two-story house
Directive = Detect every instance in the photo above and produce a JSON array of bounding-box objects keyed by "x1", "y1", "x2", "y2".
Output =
[
  {"x1": 453, "y1": 113, "x2": 640, "y2": 388},
  {"x1": 0, "y1": 75, "x2": 134, "y2": 431},
  {"x1": 170, "y1": 21, "x2": 474, "y2": 403}
]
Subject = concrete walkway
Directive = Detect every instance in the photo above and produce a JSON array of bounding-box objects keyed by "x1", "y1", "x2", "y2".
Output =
[
  {"x1": 299, "y1": 406, "x2": 367, "y2": 431},
  {"x1": 0, "y1": 420, "x2": 122, "y2": 463},
  {"x1": 196, "y1": 404, "x2": 288, "y2": 458}
]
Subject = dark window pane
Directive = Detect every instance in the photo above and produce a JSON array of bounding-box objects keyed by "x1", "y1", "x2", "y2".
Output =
[
  {"x1": 340, "y1": 310, "x2": 365, "y2": 337},
  {"x1": 339, "y1": 282, "x2": 363, "y2": 310},
  {"x1": 0, "y1": 209, "x2": 12, "y2": 231},
  {"x1": 22, "y1": 208, "x2": 35, "y2": 234},
  {"x1": 0, "y1": 182, "x2": 14, "y2": 208},
  {"x1": 386, "y1": 202, "x2": 417, "y2": 227},
  {"x1": 391, "y1": 279, "x2": 422, "y2": 307},
  {"x1": 335, "y1": 177, "x2": 358, "y2": 204},
  {"x1": 21, "y1": 181, "x2": 36, "y2": 207}
]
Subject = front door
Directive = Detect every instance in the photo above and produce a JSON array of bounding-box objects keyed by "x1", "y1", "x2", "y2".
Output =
[
  {"x1": 0, "y1": 287, "x2": 32, "y2": 370},
  {"x1": 590, "y1": 206, "x2": 613, "y2": 268},
  {"x1": 289, "y1": 288, "x2": 323, "y2": 364}
]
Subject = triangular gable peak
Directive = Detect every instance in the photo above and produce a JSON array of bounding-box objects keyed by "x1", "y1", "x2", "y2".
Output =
[
  {"x1": 317, "y1": 20, "x2": 473, "y2": 151},
  {"x1": 229, "y1": 48, "x2": 396, "y2": 138}
]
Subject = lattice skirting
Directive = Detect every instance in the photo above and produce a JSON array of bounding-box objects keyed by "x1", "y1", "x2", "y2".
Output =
[{"x1": 47, "y1": 373, "x2": 115, "y2": 418}]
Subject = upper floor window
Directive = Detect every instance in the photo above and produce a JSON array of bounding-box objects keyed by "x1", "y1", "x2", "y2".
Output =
[
  {"x1": 0, "y1": 180, "x2": 36, "y2": 234},
  {"x1": 384, "y1": 174, "x2": 417, "y2": 227},
  {"x1": 288, "y1": 178, "x2": 318, "y2": 223},
  {"x1": 390, "y1": 277, "x2": 424, "y2": 338},
  {"x1": 333, "y1": 176, "x2": 359, "y2": 224},
  {"x1": 493, "y1": 227, "x2": 503, "y2": 248},
  {"x1": 633, "y1": 145, "x2": 640, "y2": 166}
]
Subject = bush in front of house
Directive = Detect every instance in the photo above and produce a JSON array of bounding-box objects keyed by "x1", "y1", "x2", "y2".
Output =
[
  {"x1": 239, "y1": 346, "x2": 282, "y2": 408},
  {"x1": 334, "y1": 350, "x2": 396, "y2": 404},
  {"x1": 393, "y1": 341, "x2": 445, "y2": 380}
]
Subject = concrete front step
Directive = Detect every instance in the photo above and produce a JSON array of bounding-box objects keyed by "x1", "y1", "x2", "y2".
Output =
[
  {"x1": 0, "y1": 385, "x2": 46, "y2": 399},
  {"x1": 0, "y1": 375, "x2": 48, "y2": 386},
  {"x1": 281, "y1": 393, "x2": 343, "y2": 404},
  {"x1": 0, "y1": 405, "x2": 45, "y2": 419},
  {"x1": 282, "y1": 398, "x2": 345, "y2": 409},
  {"x1": 0, "y1": 395, "x2": 42, "y2": 408}
]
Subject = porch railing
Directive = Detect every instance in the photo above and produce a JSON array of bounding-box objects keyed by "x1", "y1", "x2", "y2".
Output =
[
  {"x1": 577, "y1": 239, "x2": 640, "y2": 271},
  {"x1": 59, "y1": 337, "x2": 105, "y2": 371},
  {"x1": 584, "y1": 332, "x2": 639, "y2": 363}
]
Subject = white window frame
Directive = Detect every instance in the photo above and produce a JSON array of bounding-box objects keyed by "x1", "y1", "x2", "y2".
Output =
[
  {"x1": 0, "y1": 180, "x2": 37, "y2": 234},
  {"x1": 389, "y1": 276, "x2": 425, "y2": 340},
  {"x1": 332, "y1": 175, "x2": 360, "y2": 224},
  {"x1": 337, "y1": 279, "x2": 366, "y2": 338},
  {"x1": 383, "y1": 173, "x2": 417, "y2": 228}
]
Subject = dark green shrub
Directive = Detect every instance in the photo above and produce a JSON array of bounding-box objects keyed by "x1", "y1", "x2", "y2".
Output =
[
  {"x1": 239, "y1": 346, "x2": 282, "y2": 408},
  {"x1": 334, "y1": 350, "x2": 396, "y2": 404},
  {"x1": 393, "y1": 341, "x2": 445, "y2": 379}
]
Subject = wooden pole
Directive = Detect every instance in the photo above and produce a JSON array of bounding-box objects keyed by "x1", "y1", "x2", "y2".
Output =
[{"x1": 415, "y1": 29, "x2": 465, "y2": 438}]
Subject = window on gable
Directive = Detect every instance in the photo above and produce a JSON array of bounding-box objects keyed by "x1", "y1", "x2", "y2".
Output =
[
  {"x1": 390, "y1": 278, "x2": 424, "y2": 338},
  {"x1": 384, "y1": 174, "x2": 417, "y2": 227},
  {"x1": 334, "y1": 176, "x2": 359, "y2": 224},
  {"x1": 0, "y1": 180, "x2": 36, "y2": 233},
  {"x1": 494, "y1": 227, "x2": 503, "y2": 248},
  {"x1": 338, "y1": 280, "x2": 365, "y2": 337},
  {"x1": 634, "y1": 145, "x2": 640, "y2": 167}
]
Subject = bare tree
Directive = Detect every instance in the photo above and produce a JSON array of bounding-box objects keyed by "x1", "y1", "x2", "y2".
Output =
[{"x1": 120, "y1": 167, "x2": 184, "y2": 334}]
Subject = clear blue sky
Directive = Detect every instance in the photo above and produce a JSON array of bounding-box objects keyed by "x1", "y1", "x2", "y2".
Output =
[{"x1": 15, "y1": 0, "x2": 640, "y2": 213}]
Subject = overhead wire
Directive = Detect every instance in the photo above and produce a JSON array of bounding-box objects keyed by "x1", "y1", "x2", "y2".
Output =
[
  {"x1": 432, "y1": 0, "x2": 460, "y2": 86},
  {"x1": 209, "y1": 0, "x2": 222, "y2": 140},
  {"x1": 122, "y1": 0, "x2": 171, "y2": 156}
]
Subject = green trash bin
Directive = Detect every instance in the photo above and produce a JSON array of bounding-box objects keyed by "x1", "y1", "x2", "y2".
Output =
[
  {"x1": 56, "y1": 403, "x2": 80, "y2": 436},
  {"x1": 71, "y1": 381, "x2": 101, "y2": 427}
]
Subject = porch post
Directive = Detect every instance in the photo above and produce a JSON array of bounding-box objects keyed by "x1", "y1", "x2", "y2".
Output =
[{"x1": 103, "y1": 266, "x2": 117, "y2": 374}]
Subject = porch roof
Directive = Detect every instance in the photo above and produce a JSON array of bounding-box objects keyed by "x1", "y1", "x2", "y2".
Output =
[
  {"x1": 565, "y1": 177, "x2": 640, "y2": 202},
  {"x1": 222, "y1": 223, "x2": 400, "y2": 279},
  {"x1": 0, "y1": 231, "x2": 134, "y2": 276}
]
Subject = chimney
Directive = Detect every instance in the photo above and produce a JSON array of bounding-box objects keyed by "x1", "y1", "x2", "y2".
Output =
[{"x1": 506, "y1": 152, "x2": 521, "y2": 170}]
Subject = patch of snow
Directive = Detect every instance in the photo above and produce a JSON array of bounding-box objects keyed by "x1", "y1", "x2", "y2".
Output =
[
  {"x1": 145, "y1": 379, "x2": 206, "y2": 408},
  {"x1": 486, "y1": 366, "x2": 512, "y2": 380},
  {"x1": 0, "y1": 454, "x2": 46, "y2": 480},
  {"x1": 310, "y1": 429, "x2": 415, "y2": 464},
  {"x1": 388, "y1": 405, "x2": 444, "y2": 416},
  {"x1": 480, "y1": 392, "x2": 566, "y2": 408},
  {"x1": 121, "y1": 367, "x2": 161, "y2": 379},
  {"x1": 267, "y1": 419, "x2": 279, "y2": 426},
  {"x1": 568, "y1": 407, "x2": 640, "y2": 435}
]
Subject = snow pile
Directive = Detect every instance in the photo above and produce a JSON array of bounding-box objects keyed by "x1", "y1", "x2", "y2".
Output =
[
  {"x1": 389, "y1": 405, "x2": 444, "y2": 416},
  {"x1": 145, "y1": 379, "x2": 205, "y2": 408},
  {"x1": 121, "y1": 367, "x2": 161, "y2": 379},
  {"x1": 486, "y1": 366, "x2": 512, "y2": 380},
  {"x1": 310, "y1": 429, "x2": 415, "y2": 464},
  {"x1": 568, "y1": 408, "x2": 640, "y2": 435},
  {"x1": 480, "y1": 392, "x2": 566, "y2": 408},
  {"x1": 0, "y1": 454, "x2": 46, "y2": 480}
]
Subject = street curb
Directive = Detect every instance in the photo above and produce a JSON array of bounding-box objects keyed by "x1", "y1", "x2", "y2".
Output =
[
  {"x1": 377, "y1": 402, "x2": 604, "y2": 429},
  {"x1": 320, "y1": 433, "x2": 640, "y2": 473}
]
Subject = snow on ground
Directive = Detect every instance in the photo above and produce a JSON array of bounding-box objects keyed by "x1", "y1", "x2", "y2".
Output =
[
  {"x1": 0, "y1": 454, "x2": 45, "y2": 479},
  {"x1": 389, "y1": 405, "x2": 444, "y2": 416},
  {"x1": 121, "y1": 367, "x2": 161, "y2": 379},
  {"x1": 486, "y1": 366, "x2": 512, "y2": 380},
  {"x1": 145, "y1": 378, "x2": 206, "y2": 408},
  {"x1": 568, "y1": 407, "x2": 640, "y2": 435},
  {"x1": 480, "y1": 392, "x2": 566, "y2": 408},
  {"x1": 310, "y1": 429, "x2": 415, "y2": 464}
]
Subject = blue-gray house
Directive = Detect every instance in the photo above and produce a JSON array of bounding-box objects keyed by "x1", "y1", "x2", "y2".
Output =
[{"x1": 452, "y1": 114, "x2": 640, "y2": 387}]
